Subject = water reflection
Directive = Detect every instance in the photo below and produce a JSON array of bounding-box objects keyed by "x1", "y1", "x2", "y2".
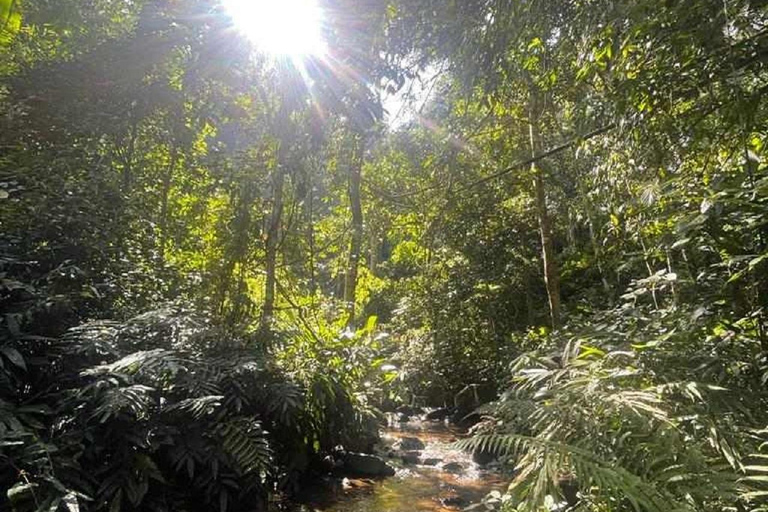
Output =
[{"x1": 298, "y1": 417, "x2": 506, "y2": 512}]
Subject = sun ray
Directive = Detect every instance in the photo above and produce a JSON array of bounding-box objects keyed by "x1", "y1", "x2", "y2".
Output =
[{"x1": 221, "y1": 0, "x2": 326, "y2": 58}]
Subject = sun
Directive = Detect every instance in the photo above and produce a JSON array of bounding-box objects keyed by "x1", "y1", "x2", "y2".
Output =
[{"x1": 222, "y1": 0, "x2": 326, "y2": 58}]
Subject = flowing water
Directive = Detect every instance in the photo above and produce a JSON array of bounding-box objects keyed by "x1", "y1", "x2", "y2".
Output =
[{"x1": 295, "y1": 417, "x2": 507, "y2": 512}]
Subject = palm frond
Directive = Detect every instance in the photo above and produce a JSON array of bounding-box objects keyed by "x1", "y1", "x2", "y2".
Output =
[{"x1": 456, "y1": 433, "x2": 688, "y2": 512}]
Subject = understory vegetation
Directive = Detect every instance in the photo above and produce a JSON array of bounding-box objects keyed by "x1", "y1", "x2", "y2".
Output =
[{"x1": 2, "y1": 0, "x2": 768, "y2": 511}]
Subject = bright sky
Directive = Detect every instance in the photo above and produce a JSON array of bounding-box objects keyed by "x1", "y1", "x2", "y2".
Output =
[
  {"x1": 382, "y1": 64, "x2": 442, "y2": 128},
  {"x1": 220, "y1": 0, "x2": 440, "y2": 128},
  {"x1": 220, "y1": 0, "x2": 326, "y2": 58}
]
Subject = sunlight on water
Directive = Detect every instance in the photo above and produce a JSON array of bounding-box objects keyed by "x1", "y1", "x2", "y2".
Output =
[{"x1": 299, "y1": 419, "x2": 506, "y2": 512}]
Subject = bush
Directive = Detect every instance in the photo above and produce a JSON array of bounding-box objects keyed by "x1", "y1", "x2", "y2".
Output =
[
  {"x1": 458, "y1": 305, "x2": 768, "y2": 512},
  {"x1": 1, "y1": 302, "x2": 379, "y2": 512}
]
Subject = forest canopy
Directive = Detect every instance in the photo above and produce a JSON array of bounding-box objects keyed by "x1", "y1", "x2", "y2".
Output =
[{"x1": 1, "y1": 0, "x2": 768, "y2": 511}]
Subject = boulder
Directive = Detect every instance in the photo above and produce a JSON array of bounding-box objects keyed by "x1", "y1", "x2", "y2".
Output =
[
  {"x1": 393, "y1": 436, "x2": 425, "y2": 451},
  {"x1": 343, "y1": 453, "x2": 396, "y2": 477},
  {"x1": 400, "y1": 451, "x2": 420, "y2": 465},
  {"x1": 441, "y1": 462, "x2": 464, "y2": 474},
  {"x1": 472, "y1": 448, "x2": 495, "y2": 466},
  {"x1": 420, "y1": 457, "x2": 442, "y2": 466},
  {"x1": 455, "y1": 412, "x2": 483, "y2": 430},
  {"x1": 424, "y1": 407, "x2": 453, "y2": 421},
  {"x1": 395, "y1": 405, "x2": 424, "y2": 416}
]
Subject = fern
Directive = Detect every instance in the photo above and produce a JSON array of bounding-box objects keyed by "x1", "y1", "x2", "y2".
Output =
[
  {"x1": 456, "y1": 434, "x2": 685, "y2": 512},
  {"x1": 470, "y1": 313, "x2": 761, "y2": 511},
  {"x1": 2, "y1": 305, "x2": 365, "y2": 512},
  {"x1": 215, "y1": 419, "x2": 272, "y2": 476}
]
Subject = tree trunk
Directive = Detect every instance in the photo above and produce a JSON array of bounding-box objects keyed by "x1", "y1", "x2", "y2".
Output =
[
  {"x1": 528, "y1": 108, "x2": 561, "y2": 330},
  {"x1": 344, "y1": 132, "x2": 364, "y2": 326},
  {"x1": 158, "y1": 145, "x2": 176, "y2": 265},
  {"x1": 307, "y1": 165, "x2": 317, "y2": 296},
  {"x1": 369, "y1": 227, "x2": 379, "y2": 274},
  {"x1": 261, "y1": 154, "x2": 285, "y2": 333}
]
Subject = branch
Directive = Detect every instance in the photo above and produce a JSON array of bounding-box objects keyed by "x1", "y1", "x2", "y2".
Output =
[{"x1": 379, "y1": 123, "x2": 616, "y2": 200}]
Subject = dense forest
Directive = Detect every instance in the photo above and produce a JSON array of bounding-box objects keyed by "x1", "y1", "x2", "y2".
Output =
[{"x1": 2, "y1": 0, "x2": 768, "y2": 511}]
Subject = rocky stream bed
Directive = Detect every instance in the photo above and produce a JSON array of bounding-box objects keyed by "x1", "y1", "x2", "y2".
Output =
[{"x1": 291, "y1": 412, "x2": 507, "y2": 512}]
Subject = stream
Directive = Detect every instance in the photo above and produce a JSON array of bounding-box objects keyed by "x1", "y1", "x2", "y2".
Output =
[{"x1": 295, "y1": 415, "x2": 507, "y2": 512}]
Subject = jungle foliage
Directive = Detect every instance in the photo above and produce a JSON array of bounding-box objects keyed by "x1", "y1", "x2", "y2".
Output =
[{"x1": 2, "y1": 0, "x2": 768, "y2": 511}]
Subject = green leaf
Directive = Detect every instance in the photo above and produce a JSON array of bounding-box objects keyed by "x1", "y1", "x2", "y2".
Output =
[
  {"x1": 0, "y1": 0, "x2": 21, "y2": 46},
  {"x1": 1, "y1": 346, "x2": 26, "y2": 371}
]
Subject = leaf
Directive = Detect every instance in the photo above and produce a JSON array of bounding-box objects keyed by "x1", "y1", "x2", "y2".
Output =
[
  {"x1": 0, "y1": 0, "x2": 21, "y2": 46},
  {"x1": 577, "y1": 344, "x2": 606, "y2": 359},
  {"x1": 743, "y1": 465, "x2": 768, "y2": 473},
  {"x1": 1, "y1": 346, "x2": 26, "y2": 371},
  {"x1": 742, "y1": 475, "x2": 768, "y2": 482}
]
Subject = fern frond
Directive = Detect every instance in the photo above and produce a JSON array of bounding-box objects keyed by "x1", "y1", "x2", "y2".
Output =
[
  {"x1": 163, "y1": 395, "x2": 223, "y2": 420},
  {"x1": 455, "y1": 433, "x2": 688, "y2": 512},
  {"x1": 90, "y1": 384, "x2": 155, "y2": 422},
  {"x1": 81, "y1": 349, "x2": 185, "y2": 379},
  {"x1": 215, "y1": 419, "x2": 271, "y2": 476}
]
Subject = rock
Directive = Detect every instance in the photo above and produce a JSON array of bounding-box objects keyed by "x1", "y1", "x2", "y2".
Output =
[
  {"x1": 395, "y1": 405, "x2": 424, "y2": 416},
  {"x1": 396, "y1": 412, "x2": 410, "y2": 423},
  {"x1": 420, "y1": 457, "x2": 442, "y2": 466},
  {"x1": 441, "y1": 462, "x2": 464, "y2": 474},
  {"x1": 455, "y1": 412, "x2": 483, "y2": 430},
  {"x1": 472, "y1": 448, "x2": 496, "y2": 466},
  {"x1": 343, "y1": 453, "x2": 396, "y2": 477},
  {"x1": 393, "y1": 436, "x2": 425, "y2": 451},
  {"x1": 425, "y1": 407, "x2": 453, "y2": 421},
  {"x1": 439, "y1": 494, "x2": 466, "y2": 508},
  {"x1": 400, "y1": 451, "x2": 420, "y2": 465}
]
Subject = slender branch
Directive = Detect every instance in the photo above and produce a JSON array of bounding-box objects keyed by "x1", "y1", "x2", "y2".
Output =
[{"x1": 380, "y1": 123, "x2": 617, "y2": 200}]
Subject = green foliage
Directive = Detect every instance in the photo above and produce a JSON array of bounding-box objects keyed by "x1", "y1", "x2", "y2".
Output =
[
  {"x1": 1, "y1": 302, "x2": 383, "y2": 511},
  {"x1": 3, "y1": 0, "x2": 768, "y2": 510},
  {"x1": 456, "y1": 302, "x2": 768, "y2": 511}
]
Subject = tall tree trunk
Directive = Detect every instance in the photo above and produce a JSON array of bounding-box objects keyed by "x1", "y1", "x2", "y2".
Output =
[
  {"x1": 307, "y1": 165, "x2": 317, "y2": 296},
  {"x1": 528, "y1": 106, "x2": 561, "y2": 330},
  {"x1": 261, "y1": 154, "x2": 285, "y2": 333},
  {"x1": 344, "y1": 132, "x2": 364, "y2": 326},
  {"x1": 158, "y1": 145, "x2": 176, "y2": 266},
  {"x1": 369, "y1": 227, "x2": 379, "y2": 274}
]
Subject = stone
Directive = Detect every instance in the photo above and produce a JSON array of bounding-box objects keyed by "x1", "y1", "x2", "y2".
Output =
[
  {"x1": 396, "y1": 412, "x2": 410, "y2": 422},
  {"x1": 441, "y1": 462, "x2": 464, "y2": 474},
  {"x1": 395, "y1": 405, "x2": 424, "y2": 416},
  {"x1": 424, "y1": 407, "x2": 453, "y2": 421},
  {"x1": 437, "y1": 489, "x2": 466, "y2": 509},
  {"x1": 455, "y1": 412, "x2": 483, "y2": 430},
  {"x1": 343, "y1": 453, "x2": 396, "y2": 476},
  {"x1": 420, "y1": 458, "x2": 442, "y2": 466},
  {"x1": 400, "y1": 451, "x2": 420, "y2": 465},
  {"x1": 439, "y1": 494, "x2": 466, "y2": 508},
  {"x1": 393, "y1": 436, "x2": 425, "y2": 451},
  {"x1": 472, "y1": 448, "x2": 495, "y2": 466}
]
